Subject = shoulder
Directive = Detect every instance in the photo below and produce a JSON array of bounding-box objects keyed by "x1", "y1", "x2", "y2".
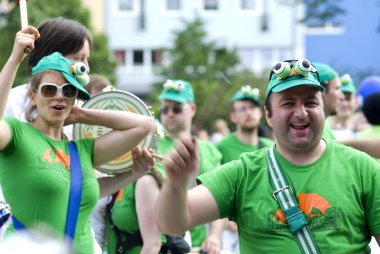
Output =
[
  {"x1": 2, "y1": 117, "x2": 24, "y2": 133},
  {"x1": 198, "y1": 139, "x2": 221, "y2": 155},
  {"x1": 328, "y1": 141, "x2": 379, "y2": 166},
  {"x1": 216, "y1": 133, "x2": 235, "y2": 147}
]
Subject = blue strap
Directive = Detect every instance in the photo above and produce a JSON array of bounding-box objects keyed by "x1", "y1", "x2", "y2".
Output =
[
  {"x1": 65, "y1": 141, "x2": 83, "y2": 245},
  {"x1": 11, "y1": 216, "x2": 26, "y2": 230},
  {"x1": 12, "y1": 142, "x2": 82, "y2": 247}
]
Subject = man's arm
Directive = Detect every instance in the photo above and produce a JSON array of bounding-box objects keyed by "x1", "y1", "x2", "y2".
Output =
[
  {"x1": 340, "y1": 138, "x2": 380, "y2": 158},
  {"x1": 156, "y1": 134, "x2": 220, "y2": 235}
]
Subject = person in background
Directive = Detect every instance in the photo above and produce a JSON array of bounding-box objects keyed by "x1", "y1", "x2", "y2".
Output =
[
  {"x1": 313, "y1": 62, "x2": 344, "y2": 140},
  {"x1": 85, "y1": 74, "x2": 112, "y2": 96},
  {"x1": 156, "y1": 79, "x2": 224, "y2": 254},
  {"x1": 210, "y1": 119, "x2": 230, "y2": 144},
  {"x1": 215, "y1": 85, "x2": 273, "y2": 253},
  {"x1": 192, "y1": 126, "x2": 211, "y2": 141},
  {"x1": 105, "y1": 164, "x2": 177, "y2": 254},
  {"x1": 326, "y1": 74, "x2": 359, "y2": 140},
  {"x1": 0, "y1": 28, "x2": 154, "y2": 254},
  {"x1": 216, "y1": 85, "x2": 274, "y2": 164},
  {"x1": 339, "y1": 76, "x2": 380, "y2": 158},
  {"x1": 155, "y1": 59, "x2": 380, "y2": 253},
  {"x1": 359, "y1": 93, "x2": 380, "y2": 140}
]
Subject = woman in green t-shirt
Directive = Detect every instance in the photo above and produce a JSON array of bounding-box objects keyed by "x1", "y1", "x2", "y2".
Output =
[{"x1": 0, "y1": 28, "x2": 154, "y2": 254}]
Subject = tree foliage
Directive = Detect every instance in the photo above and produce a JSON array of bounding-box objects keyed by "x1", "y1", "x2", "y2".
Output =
[
  {"x1": 278, "y1": 0, "x2": 346, "y2": 25},
  {"x1": 0, "y1": 0, "x2": 116, "y2": 86},
  {"x1": 149, "y1": 17, "x2": 266, "y2": 131}
]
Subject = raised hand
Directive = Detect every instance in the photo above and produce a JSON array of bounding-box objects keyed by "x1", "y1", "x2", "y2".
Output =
[
  {"x1": 162, "y1": 133, "x2": 199, "y2": 186},
  {"x1": 131, "y1": 146, "x2": 155, "y2": 180},
  {"x1": 10, "y1": 26, "x2": 40, "y2": 63}
]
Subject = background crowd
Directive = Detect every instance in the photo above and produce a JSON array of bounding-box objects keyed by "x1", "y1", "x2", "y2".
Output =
[{"x1": 0, "y1": 11, "x2": 380, "y2": 254}]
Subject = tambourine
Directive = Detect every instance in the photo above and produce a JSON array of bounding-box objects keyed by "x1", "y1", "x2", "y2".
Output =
[{"x1": 73, "y1": 90, "x2": 156, "y2": 175}]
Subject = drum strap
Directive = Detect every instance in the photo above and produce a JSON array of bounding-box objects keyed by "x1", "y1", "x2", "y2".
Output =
[
  {"x1": 267, "y1": 147, "x2": 320, "y2": 254},
  {"x1": 13, "y1": 141, "x2": 82, "y2": 247}
]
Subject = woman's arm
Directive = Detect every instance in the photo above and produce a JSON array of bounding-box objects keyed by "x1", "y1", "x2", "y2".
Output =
[
  {"x1": 136, "y1": 175, "x2": 162, "y2": 254},
  {"x1": 0, "y1": 27, "x2": 39, "y2": 151},
  {"x1": 67, "y1": 106, "x2": 153, "y2": 167},
  {"x1": 97, "y1": 146, "x2": 155, "y2": 198}
]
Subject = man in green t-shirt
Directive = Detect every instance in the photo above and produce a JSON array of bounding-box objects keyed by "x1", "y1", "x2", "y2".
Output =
[
  {"x1": 156, "y1": 59, "x2": 380, "y2": 254},
  {"x1": 217, "y1": 85, "x2": 274, "y2": 164},
  {"x1": 216, "y1": 85, "x2": 273, "y2": 252},
  {"x1": 314, "y1": 62, "x2": 344, "y2": 140},
  {"x1": 156, "y1": 79, "x2": 224, "y2": 253}
]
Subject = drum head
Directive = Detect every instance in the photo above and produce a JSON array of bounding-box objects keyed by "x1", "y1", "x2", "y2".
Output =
[{"x1": 73, "y1": 91, "x2": 155, "y2": 175}]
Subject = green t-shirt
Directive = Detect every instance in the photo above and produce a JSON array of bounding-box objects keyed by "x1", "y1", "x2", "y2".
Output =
[
  {"x1": 106, "y1": 170, "x2": 166, "y2": 254},
  {"x1": 359, "y1": 125, "x2": 380, "y2": 139},
  {"x1": 322, "y1": 120, "x2": 336, "y2": 141},
  {"x1": 0, "y1": 117, "x2": 99, "y2": 254},
  {"x1": 216, "y1": 133, "x2": 274, "y2": 164},
  {"x1": 198, "y1": 141, "x2": 380, "y2": 254},
  {"x1": 156, "y1": 136, "x2": 221, "y2": 247}
]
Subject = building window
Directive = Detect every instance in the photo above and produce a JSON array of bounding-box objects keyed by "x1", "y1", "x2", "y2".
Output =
[
  {"x1": 118, "y1": 0, "x2": 133, "y2": 11},
  {"x1": 166, "y1": 0, "x2": 181, "y2": 10},
  {"x1": 114, "y1": 50, "x2": 126, "y2": 65},
  {"x1": 133, "y1": 50, "x2": 144, "y2": 66},
  {"x1": 204, "y1": 0, "x2": 219, "y2": 10},
  {"x1": 152, "y1": 50, "x2": 163, "y2": 65},
  {"x1": 241, "y1": 0, "x2": 256, "y2": 10}
]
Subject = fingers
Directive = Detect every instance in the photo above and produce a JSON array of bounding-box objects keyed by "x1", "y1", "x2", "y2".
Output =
[
  {"x1": 132, "y1": 147, "x2": 154, "y2": 173},
  {"x1": 163, "y1": 135, "x2": 196, "y2": 175},
  {"x1": 161, "y1": 134, "x2": 200, "y2": 187},
  {"x1": 12, "y1": 26, "x2": 39, "y2": 61},
  {"x1": 22, "y1": 25, "x2": 40, "y2": 39},
  {"x1": 201, "y1": 238, "x2": 220, "y2": 254}
]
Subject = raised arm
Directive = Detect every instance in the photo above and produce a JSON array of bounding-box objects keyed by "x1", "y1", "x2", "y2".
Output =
[
  {"x1": 66, "y1": 106, "x2": 153, "y2": 167},
  {"x1": 156, "y1": 134, "x2": 220, "y2": 235},
  {"x1": 0, "y1": 27, "x2": 39, "y2": 151},
  {"x1": 136, "y1": 174, "x2": 162, "y2": 254},
  {"x1": 97, "y1": 146, "x2": 154, "y2": 198},
  {"x1": 340, "y1": 138, "x2": 380, "y2": 158}
]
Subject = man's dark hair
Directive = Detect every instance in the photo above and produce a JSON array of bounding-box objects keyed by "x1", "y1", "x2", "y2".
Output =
[
  {"x1": 28, "y1": 17, "x2": 92, "y2": 72},
  {"x1": 362, "y1": 93, "x2": 380, "y2": 125}
]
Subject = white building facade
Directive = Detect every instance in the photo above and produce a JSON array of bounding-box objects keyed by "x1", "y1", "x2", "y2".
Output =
[{"x1": 104, "y1": 0, "x2": 306, "y2": 94}]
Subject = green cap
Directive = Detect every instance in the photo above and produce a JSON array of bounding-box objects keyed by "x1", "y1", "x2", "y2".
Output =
[
  {"x1": 340, "y1": 74, "x2": 356, "y2": 94},
  {"x1": 158, "y1": 79, "x2": 194, "y2": 103},
  {"x1": 231, "y1": 85, "x2": 260, "y2": 105},
  {"x1": 265, "y1": 60, "x2": 325, "y2": 101},
  {"x1": 32, "y1": 52, "x2": 91, "y2": 100},
  {"x1": 313, "y1": 62, "x2": 338, "y2": 84}
]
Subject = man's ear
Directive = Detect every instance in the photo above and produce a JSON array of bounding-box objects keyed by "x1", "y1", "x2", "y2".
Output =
[
  {"x1": 264, "y1": 106, "x2": 272, "y2": 128},
  {"x1": 190, "y1": 103, "x2": 197, "y2": 117}
]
